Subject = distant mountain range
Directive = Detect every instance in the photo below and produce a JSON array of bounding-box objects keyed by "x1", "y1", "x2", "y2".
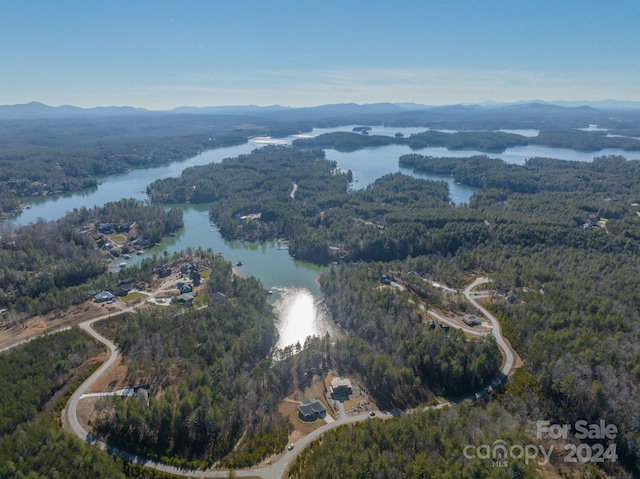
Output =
[
  {"x1": 0, "y1": 100, "x2": 639, "y2": 121},
  {"x1": 0, "y1": 102, "x2": 149, "y2": 119}
]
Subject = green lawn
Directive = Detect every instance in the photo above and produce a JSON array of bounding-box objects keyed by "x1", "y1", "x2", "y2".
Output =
[{"x1": 109, "y1": 234, "x2": 127, "y2": 244}]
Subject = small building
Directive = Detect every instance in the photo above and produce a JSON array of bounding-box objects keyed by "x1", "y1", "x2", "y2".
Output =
[
  {"x1": 463, "y1": 314, "x2": 482, "y2": 327},
  {"x1": 134, "y1": 385, "x2": 150, "y2": 407},
  {"x1": 118, "y1": 283, "x2": 132, "y2": 296},
  {"x1": 94, "y1": 291, "x2": 115, "y2": 303},
  {"x1": 156, "y1": 266, "x2": 172, "y2": 278},
  {"x1": 506, "y1": 292, "x2": 519, "y2": 304},
  {"x1": 330, "y1": 377, "x2": 353, "y2": 398},
  {"x1": 297, "y1": 399, "x2": 326, "y2": 422},
  {"x1": 213, "y1": 292, "x2": 226, "y2": 302}
]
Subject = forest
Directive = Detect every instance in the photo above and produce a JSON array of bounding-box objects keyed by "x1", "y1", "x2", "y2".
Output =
[
  {"x1": 0, "y1": 329, "x2": 128, "y2": 478},
  {"x1": 0, "y1": 113, "x2": 302, "y2": 216},
  {"x1": 0, "y1": 198, "x2": 183, "y2": 319},
  {"x1": 0, "y1": 304, "x2": 211, "y2": 479},
  {"x1": 4, "y1": 101, "x2": 640, "y2": 217},
  {"x1": 318, "y1": 264, "x2": 501, "y2": 407},
  {"x1": 92, "y1": 251, "x2": 289, "y2": 468},
  {"x1": 5, "y1": 113, "x2": 640, "y2": 477},
  {"x1": 147, "y1": 145, "x2": 353, "y2": 251},
  {"x1": 148, "y1": 145, "x2": 640, "y2": 476},
  {"x1": 287, "y1": 402, "x2": 542, "y2": 479},
  {"x1": 292, "y1": 128, "x2": 640, "y2": 153},
  {"x1": 292, "y1": 130, "x2": 529, "y2": 153},
  {"x1": 87, "y1": 249, "x2": 505, "y2": 468}
]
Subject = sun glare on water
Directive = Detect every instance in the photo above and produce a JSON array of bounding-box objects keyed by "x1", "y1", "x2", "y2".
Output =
[{"x1": 274, "y1": 287, "x2": 328, "y2": 349}]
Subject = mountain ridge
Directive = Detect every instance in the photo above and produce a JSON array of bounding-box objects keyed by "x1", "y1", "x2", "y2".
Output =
[{"x1": 1, "y1": 100, "x2": 640, "y2": 120}]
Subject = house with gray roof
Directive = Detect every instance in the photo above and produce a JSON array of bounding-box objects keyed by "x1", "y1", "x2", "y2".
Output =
[
  {"x1": 94, "y1": 291, "x2": 115, "y2": 303},
  {"x1": 330, "y1": 377, "x2": 352, "y2": 398},
  {"x1": 297, "y1": 399, "x2": 326, "y2": 422}
]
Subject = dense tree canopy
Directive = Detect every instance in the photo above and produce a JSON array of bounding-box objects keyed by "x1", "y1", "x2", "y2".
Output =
[
  {"x1": 0, "y1": 198, "x2": 183, "y2": 318},
  {"x1": 292, "y1": 128, "x2": 640, "y2": 154},
  {"x1": 319, "y1": 264, "x2": 501, "y2": 407},
  {"x1": 5, "y1": 120, "x2": 640, "y2": 477},
  {"x1": 0, "y1": 330, "x2": 127, "y2": 479},
  {"x1": 287, "y1": 403, "x2": 540, "y2": 479},
  {"x1": 98, "y1": 150, "x2": 640, "y2": 475},
  {"x1": 93, "y1": 254, "x2": 287, "y2": 467}
]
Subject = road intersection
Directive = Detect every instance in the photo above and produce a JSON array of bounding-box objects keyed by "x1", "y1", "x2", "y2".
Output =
[{"x1": 6, "y1": 276, "x2": 520, "y2": 479}]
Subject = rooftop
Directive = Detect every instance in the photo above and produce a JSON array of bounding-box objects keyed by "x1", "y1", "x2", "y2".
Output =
[
  {"x1": 331, "y1": 377, "x2": 352, "y2": 389},
  {"x1": 297, "y1": 399, "x2": 326, "y2": 418}
]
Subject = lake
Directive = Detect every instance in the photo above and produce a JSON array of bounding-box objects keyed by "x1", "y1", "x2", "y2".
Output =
[{"x1": 6, "y1": 126, "x2": 638, "y2": 348}]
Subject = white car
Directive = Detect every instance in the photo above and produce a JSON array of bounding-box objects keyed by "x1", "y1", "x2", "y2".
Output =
[{"x1": 287, "y1": 444, "x2": 294, "y2": 451}]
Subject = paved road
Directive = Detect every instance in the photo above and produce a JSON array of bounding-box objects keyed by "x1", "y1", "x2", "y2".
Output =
[
  {"x1": 0, "y1": 324, "x2": 73, "y2": 353},
  {"x1": 65, "y1": 316, "x2": 121, "y2": 442},
  {"x1": 425, "y1": 309, "x2": 489, "y2": 337},
  {"x1": 7, "y1": 276, "x2": 519, "y2": 479},
  {"x1": 63, "y1": 315, "x2": 393, "y2": 478},
  {"x1": 463, "y1": 277, "x2": 517, "y2": 382}
]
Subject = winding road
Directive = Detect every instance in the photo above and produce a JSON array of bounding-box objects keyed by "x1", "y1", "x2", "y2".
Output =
[
  {"x1": 8, "y1": 276, "x2": 519, "y2": 479},
  {"x1": 463, "y1": 277, "x2": 518, "y2": 380}
]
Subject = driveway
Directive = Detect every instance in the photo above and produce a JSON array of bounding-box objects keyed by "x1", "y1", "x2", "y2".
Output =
[{"x1": 50, "y1": 276, "x2": 521, "y2": 478}]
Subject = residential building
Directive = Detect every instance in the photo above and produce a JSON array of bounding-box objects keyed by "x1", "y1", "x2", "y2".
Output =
[
  {"x1": 463, "y1": 314, "x2": 482, "y2": 326},
  {"x1": 330, "y1": 377, "x2": 353, "y2": 398},
  {"x1": 297, "y1": 399, "x2": 326, "y2": 422},
  {"x1": 94, "y1": 291, "x2": 115, "y2": 303}
]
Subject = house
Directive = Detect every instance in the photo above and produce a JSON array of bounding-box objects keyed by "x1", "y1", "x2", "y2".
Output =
[
  {"x1": 330, "y1": 377, "x2": 353, "y2": 398},
  {"x1": 297, "y1": 399, "x2": 326, "y2": 422},
  {"x1": 213, "y1": 292, "x2": 226, "y2": 302},
  {"x1": 118, "y1": 283, "x2": 132, "y2": 296},
  {"x1": 462, "y1": 314, "x2": 482, "y2": 327},
  {"x1": 94, "y1": 291, "x2": 115, "y2": 303},
  {"x1": 175, "y1": 292, "x2": 195, "y2": 304},
  {"x1": 134, "y1": 385, "x2": 150, "y2": 407},
  {"x1": 156, "y1": 266, "x2": 172, "y2": 278},
  {"x1": 96, "y1": 223, "x2": 115, "y2": 234}
]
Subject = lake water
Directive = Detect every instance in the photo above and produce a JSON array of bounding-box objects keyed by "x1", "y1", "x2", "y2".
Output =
[
  {"x1": 6, "y1": 126, "x2": 639, "y2": 348},
  {"x1": 127, "y1": 204, "x2": 334, "y2": 350}
]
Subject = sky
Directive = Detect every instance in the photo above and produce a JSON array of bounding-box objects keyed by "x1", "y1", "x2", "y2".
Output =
[{"x1": 1, "y1": 0, "x2": 639, "y2": 109}]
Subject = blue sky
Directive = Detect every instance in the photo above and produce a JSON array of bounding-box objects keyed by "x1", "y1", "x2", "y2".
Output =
[{"x1": 1, "y1": 0, "x2": 639, "y2": 109}]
